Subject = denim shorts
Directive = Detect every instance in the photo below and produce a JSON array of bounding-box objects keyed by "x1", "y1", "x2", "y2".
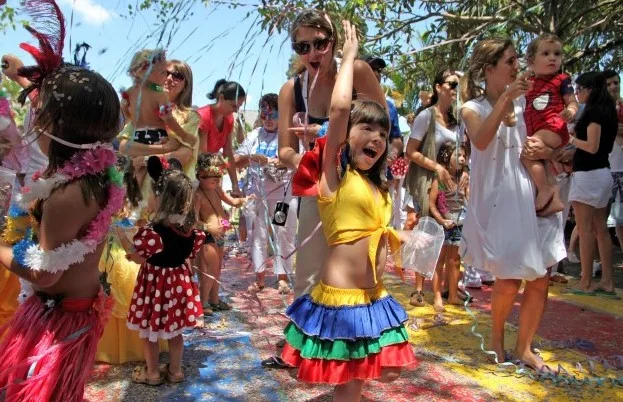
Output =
[{"x1": 444, "y1": 225, "x2": 463, "y2": 246}]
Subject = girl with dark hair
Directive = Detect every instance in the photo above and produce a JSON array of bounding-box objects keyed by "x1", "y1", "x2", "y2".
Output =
[
  {"x1": 282, "y1": 21, "x2": 415, "y2": 399},
  {"x1": 234, "y1": 93, "x2": 298, "y2": 294},
  {"x1": 460, "y1": 38, "x2": 566, "y2": 371},
  {"x1": 428, "y1": 141, "x2": 469, "y2": 312},
  {"x1": 278, "y1": 9, "x2": 387, "y2": 300},
  {"x1": 0, "y1": 2, "x2": 124, "y2": 398},
  {"x1": 403, "y1": 68, "x2": 464, "y2": 307},
  {"x1": 567, "y1": 71, "x2": 618, "y2": 296},
  {"x1": 196, "y1": 79, "x2": 247, "y2": 196}
]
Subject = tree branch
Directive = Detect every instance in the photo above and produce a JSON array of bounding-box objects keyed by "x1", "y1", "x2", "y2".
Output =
[
  {"x1": 565, "y1": 38, "x2": 623, "y2": 67},
  {"x1": 366, "y1": 14, "x2": 440, "y2": 43}
]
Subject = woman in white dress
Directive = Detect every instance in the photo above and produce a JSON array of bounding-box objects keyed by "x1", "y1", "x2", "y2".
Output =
[{"x1": 459, "y1": 38, "x2": 566, "y2": 371}]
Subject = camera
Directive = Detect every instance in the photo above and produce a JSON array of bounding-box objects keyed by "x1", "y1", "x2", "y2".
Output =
[{"x1": 272, "y1": 201, "x2": 289, "y2": 226}]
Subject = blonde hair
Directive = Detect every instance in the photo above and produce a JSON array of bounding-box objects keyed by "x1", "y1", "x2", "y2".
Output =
[
  {"x1": 167, "y1": 59, "x2": 193, "y2": 110},
  {"x1": 128, "y1": 49, "x2": 166, "y2": 83},
  {"x1": 526, "y1": 33, "x2": 562, "y2": 64},
  {"x1": 460, "y1": 38, "x2": 515, "y2": 102}
]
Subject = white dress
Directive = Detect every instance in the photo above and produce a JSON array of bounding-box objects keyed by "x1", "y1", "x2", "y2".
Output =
[{"x1": 459, "y1": 97, "x2": 566, "y2": 281}]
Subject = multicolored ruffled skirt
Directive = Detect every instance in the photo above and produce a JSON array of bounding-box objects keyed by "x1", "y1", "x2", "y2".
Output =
[{"x1": 281, "y1": 282, "x2": 417, "y2": 384}]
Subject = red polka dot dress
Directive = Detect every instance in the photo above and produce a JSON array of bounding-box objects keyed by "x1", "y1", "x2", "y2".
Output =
[{"x1": 127, "y1": 224, "x2": 206, "y2": 342}]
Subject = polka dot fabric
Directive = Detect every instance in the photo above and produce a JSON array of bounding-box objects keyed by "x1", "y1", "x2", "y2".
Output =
[
  {"x1": 389, "y1": 157, "x2": 408, "y2": 179},
  {"x1": 127, "y1": 227, "x2": 206, "y2": 342}
]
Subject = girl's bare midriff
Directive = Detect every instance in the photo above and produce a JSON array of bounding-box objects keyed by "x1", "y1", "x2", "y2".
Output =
[
  {"x1": 321, "y1": 234, "x2": 388, "y2": 290},
  {"x1": 34, "y1": 241, "x2": 105, "y2": 299}
]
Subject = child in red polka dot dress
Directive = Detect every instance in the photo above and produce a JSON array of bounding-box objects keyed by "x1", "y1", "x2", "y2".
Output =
[{"x1": 126, "y1": 157, "x2": 207, "y2": 385}]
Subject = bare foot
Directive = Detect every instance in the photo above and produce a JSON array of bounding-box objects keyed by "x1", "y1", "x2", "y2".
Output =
[
  {"x1": 536, "y1": 186, "x2": 564, "y2": 216},
  {"x1": 447, "y1": 297, "x2": 463, "y2": 306},
  {"x1": 433, "y1": 294, "x2": 444, "y2": 312},
  {"x1": 514, "y1": 349, "x2": 552, "y2": 372},
  {"x1": 489, "y1": 342, "x2": 506, "y2": 364}
]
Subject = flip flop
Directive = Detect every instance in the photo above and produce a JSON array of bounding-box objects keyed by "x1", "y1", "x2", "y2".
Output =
[
  {"x1": 517, "y1": 360, "x2": 558, "y2": 376},
  {"x1": 564, "y1": 288, "x2": 596, "y2": 296},
  {"x1": 593, "y1": 287, "x2": 621, "y2": 299},
  {"x1": 261, "y1": 356, "x2": 292, "y2": 369}
]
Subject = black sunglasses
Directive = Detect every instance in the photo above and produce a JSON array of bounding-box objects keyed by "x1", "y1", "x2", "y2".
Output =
[
  {"x1": 444, "y1": 81, "x2": 459, "y2": 89},
  {"x1": 166, "y1": 70, "x2": 184, "y2": 81},
  {"x1": 292, "y1": 37, "x2": 333, "y2": 56}
]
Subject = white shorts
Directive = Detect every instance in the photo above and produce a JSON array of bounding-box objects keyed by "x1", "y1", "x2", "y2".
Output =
[{"x1": 569, "y1": 168, "x2": 613, "y2": 209}]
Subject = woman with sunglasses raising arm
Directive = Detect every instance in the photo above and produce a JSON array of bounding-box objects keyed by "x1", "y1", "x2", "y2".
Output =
[
  {"x1": 277, "y1": 9, "x2": 387, "y2": 299},
  {"x1": 403, "y1": 68, "x2": 468, "y2": 308}
]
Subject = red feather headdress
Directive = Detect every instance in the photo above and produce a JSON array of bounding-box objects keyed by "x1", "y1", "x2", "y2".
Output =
[{"x1": 16, "y1": 0, "x2": 66, "y2": 104}]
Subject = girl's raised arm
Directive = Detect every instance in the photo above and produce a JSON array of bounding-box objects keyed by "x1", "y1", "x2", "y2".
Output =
[{"x1": 319, "y1": 20, "x2": 358, "y2": 197}]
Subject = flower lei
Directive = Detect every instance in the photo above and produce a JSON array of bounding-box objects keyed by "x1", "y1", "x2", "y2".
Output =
[
  {"x1": 3, "y1": 147, "x2": 125, "y2": 274},
  {"x1": 198, "y1": 158, "x2": 230, "y2": 177}
]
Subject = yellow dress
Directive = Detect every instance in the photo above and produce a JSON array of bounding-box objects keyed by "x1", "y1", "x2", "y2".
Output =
[
  {"x1": 96, "y1": 237, "x2": 168, "y2": 364},
  {"x1": 0, "y1": 264, "x2": 19, "y2": 330}
]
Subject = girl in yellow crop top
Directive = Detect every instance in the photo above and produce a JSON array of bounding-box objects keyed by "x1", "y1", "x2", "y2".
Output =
[{"x1": 281, "y1": 21, "x2": 416, "y2": 399}]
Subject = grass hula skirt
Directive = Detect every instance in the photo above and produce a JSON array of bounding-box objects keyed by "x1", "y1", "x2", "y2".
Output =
[
  {"x1": 0, "y1": 288, "x2": 112, "y2": 402},
  {"x1": 281, "y1": 282, "x2": 417, "y2": 384}
]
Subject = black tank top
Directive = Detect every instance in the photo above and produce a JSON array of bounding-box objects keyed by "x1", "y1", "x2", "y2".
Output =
[{"x1": 293, "y1": 75, "x2": 329, "y2": 125}]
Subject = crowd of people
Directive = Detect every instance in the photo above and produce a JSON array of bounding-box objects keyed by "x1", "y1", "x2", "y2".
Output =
[{"x1": 0, "y1": 2, "x2": 621, "y2": 401}]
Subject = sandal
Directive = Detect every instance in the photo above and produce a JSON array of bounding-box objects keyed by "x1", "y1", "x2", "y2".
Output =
[
  {"x1": 247, "y1": 282, "x2": 265, "y2": 293},
  {"x1": 409, "y1": 290, "x2": 425, "y2": 307},
  {"x1": 593, "y1": 287, "x2": 621, "y2": 300},
  {"x1": 549, "y1": 273, "x2": 568, "y2": 284},
  {"x1": 202, "y1": 304, "x2": 214, "y2": 316},
  {"x1": 164, "y1": 363, "x2": 185, "y2": 383},
  {"x1": 277, "y1": 280, "x2": 291, "y2": 294},
  {"x1": 261, "y1": 356, "x2": 292, "y2": 369},
  {"x1": 210, "y1": 300, "x2": 232, "y2": 311},
  {"x1": 132, "y1": 366, "x2": 164, "y2": 386}
]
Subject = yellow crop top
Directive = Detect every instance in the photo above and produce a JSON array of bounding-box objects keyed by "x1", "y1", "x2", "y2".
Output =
[{"x1": 317, "y1": 167, "x2": 401, "y2": 283}]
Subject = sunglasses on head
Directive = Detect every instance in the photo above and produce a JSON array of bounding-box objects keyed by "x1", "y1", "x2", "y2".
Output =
[
  {"x1": 444, "y1": 81, "x2": 459, "y2": 89},
  {"x1": 166, "y1": 70, "x2": 184, "y2": 81},
  {"x1": 292, "y1": 37, "x2": 332, "y2": 56}
]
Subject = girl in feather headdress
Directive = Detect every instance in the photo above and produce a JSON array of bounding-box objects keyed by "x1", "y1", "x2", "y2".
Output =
[{"x1": 0, "y1": 2, "x2": 124, "y2": 400}]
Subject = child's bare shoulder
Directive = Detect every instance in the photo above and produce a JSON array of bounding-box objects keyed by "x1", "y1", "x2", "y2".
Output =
[{"x1": 45, "y1": 181, "x2": 99, "y2": 222}]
